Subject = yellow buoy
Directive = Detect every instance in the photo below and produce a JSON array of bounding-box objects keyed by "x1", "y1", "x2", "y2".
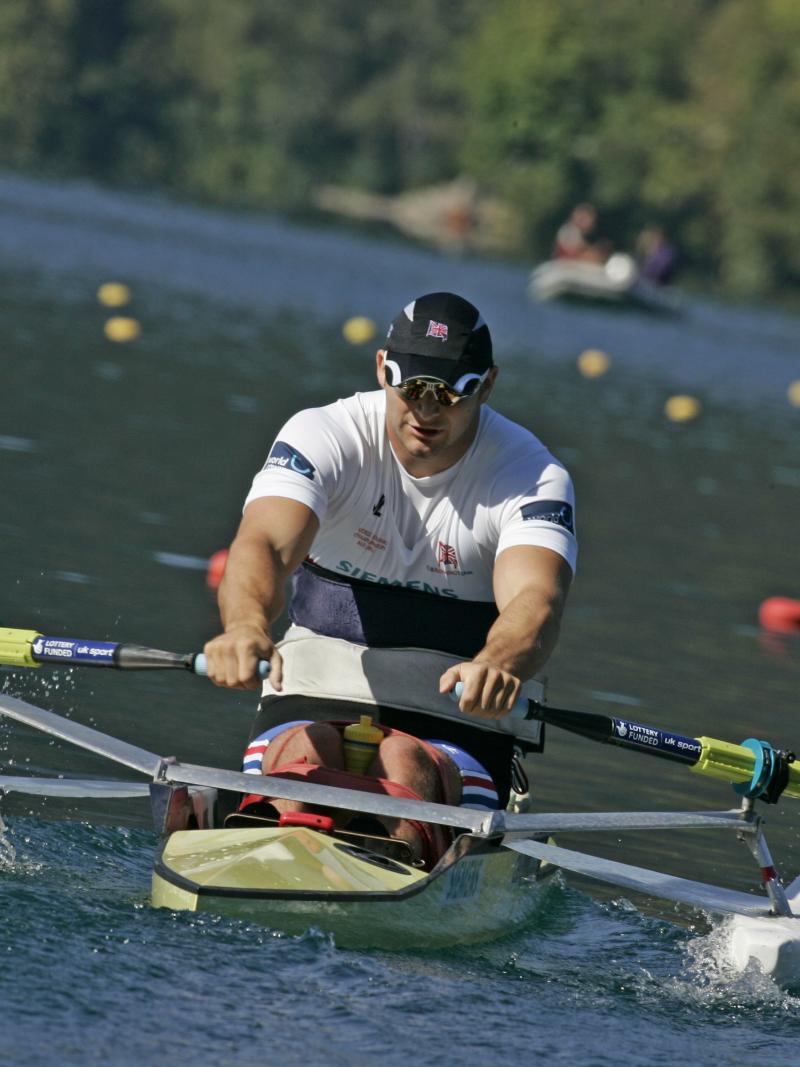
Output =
[
  {"x1": 97, "y1": 282, "x2": 132, "y2": 308},
  {"x1": 577, "y1": 349, "x2": 610, "y2": 378},
  {"x1": 104, "y1": 317, "x2": 141, "y2": 343},
  {"x1": 788, "y1": 380, "x2": 800, "y2": 407},
  {"x1": 342, "y1": 316, "x2": 377, "y2": 345},
  {"x1": 664, "y1": 394, "x2": 701, "y2": 422}
]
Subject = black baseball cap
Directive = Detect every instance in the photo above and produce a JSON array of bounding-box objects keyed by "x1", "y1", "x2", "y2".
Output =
[{"x1": 383, "y1": 292, "x2": 493, "y2": 391}]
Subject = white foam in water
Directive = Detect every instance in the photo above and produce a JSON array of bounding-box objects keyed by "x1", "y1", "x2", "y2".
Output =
[
  {"x1": 0, "y1": 812, "x2": 16, "y2": 865},
  {"x1": 672, "y1": 918, "x2": 800, "y2": 1008},
  {"x1": 52, "y1": 570, "x2": 95, "y2": 584},
  {"x1": 152, "y1": 551, "x2": 209, "y2": 570},
  {"x1": 0, "y1": 434, "x2": 37, "y2": 452}
]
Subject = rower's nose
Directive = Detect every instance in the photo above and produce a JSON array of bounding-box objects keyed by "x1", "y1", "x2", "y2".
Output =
[{"x1": 414, "y1": 391, "x2": 440, "y2": 418}]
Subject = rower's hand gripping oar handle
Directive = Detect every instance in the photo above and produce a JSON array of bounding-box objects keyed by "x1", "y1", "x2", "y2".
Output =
[
  {"x1": 451, "y1": 681, "x2": 529, "y2": 720},
  {"x1": 0, "y1": 628, "x2": 269, "y2": 680}
]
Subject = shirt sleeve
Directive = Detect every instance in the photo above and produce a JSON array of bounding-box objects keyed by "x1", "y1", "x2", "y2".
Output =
[
  {"x1": 243, "y1": 405, "x2": 352, "y2": 522},
  {"x1": 494, "y1": 457, "x2": 578, "y2": 573}
]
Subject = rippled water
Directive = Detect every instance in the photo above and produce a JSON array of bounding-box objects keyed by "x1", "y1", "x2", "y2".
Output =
[
  {"x1": 4, "y1": 818, "x2": 800, "y2": 1067},
  {"x1": 1, "y1": 176, "x2": 800, "y2": 1065}
]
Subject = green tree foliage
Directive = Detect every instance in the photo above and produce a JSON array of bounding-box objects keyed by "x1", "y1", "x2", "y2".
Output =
[
  {"x1": 1, "y1": 0, "x2": 800, "y2": 296},
  {"x1": 458, "y1": 1, "x2": 706, "y2": 261}
]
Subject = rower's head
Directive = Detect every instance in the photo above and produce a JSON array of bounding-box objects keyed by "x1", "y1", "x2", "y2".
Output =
[
  {"x1": 377, "y1": 292, "x2": 495, "y2": 406},
  {"x1": 376, "y1": 292, "x2": 498, "y2": 476}
]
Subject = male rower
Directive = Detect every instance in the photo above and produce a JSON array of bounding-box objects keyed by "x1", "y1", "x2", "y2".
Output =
[{"x1": 204, "y1": 291, "x2": 577, "y2": 864}]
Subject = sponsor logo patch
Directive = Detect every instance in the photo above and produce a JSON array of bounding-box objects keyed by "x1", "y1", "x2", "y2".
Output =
[
  {"x1": 519, "y1": 500, "x2": 575, "y2": 534},
  {"x1": 426, "y1": 319, "x2": 449, "y2": 341},
  {"x1": 264, "y1": 441, "x2": 316, "y2": 480}
]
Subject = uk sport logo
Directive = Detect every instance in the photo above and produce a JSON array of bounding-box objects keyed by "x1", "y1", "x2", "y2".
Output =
[
  {"x1": 264, "y1": 441, "x2": 316, "y2": 480},
  {"x1": 426, "y1": 320, "x2": 449, "y2": 341},
  {"x1": 438, "y1": 541, "x2": 458, "y2": 567}
]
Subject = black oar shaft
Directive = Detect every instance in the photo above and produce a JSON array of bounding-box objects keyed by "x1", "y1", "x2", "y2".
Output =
[{"x1": 527, "y1": 702, "x2": 702, "y2": 766}]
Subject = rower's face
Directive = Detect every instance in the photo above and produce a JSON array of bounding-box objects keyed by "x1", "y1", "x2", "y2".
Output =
[{"x1": 376, "y1": 351, "x2": 496, "y2": 477}]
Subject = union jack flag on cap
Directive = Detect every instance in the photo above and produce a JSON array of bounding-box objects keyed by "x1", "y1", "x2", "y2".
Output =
[{"x1": 426, "y1": 320, "x2": 449, "y2": 341}]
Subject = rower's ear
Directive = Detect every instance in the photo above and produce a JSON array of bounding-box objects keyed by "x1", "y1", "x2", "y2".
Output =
[
  {"x1": 480, "y1": 367, "x2": 499, "y2": 401},
  {"x1": 376, "y1": 349, "x2": 387, "y2": 388}
]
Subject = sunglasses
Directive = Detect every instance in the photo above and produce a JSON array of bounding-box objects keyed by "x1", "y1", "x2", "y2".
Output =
[{"x1": 393, "y1": 372, "x2": 488, "y2": 408}]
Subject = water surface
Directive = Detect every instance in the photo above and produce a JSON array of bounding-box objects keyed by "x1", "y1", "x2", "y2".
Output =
[{"x1": 1, "y1": 177, "x2": 800, "y2": 1066}]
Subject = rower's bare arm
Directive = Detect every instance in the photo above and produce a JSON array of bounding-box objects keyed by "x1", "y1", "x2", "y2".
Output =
[
  {"x1": 440, "y1": 545, "x2": 572, "y2": 717},
  {"x1": 204, "y1": 497, "x2": 319, "y2": 690}
]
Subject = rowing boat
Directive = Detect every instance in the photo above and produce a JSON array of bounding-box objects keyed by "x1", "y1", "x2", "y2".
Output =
[
  {"x1": 1, "y1": 628, "x2": 800, "y2": 982},
  {"x1": 152, "y1": 821, "x2": 551, "y2": 950}
]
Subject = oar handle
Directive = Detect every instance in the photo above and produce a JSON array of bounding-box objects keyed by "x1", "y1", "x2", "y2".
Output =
[
  {"x1": 451, "y1": 682, "x2": 529, "y2": 719},
  {"x1": 192, "y1": 653, "x2": 270, "y2": 680}
]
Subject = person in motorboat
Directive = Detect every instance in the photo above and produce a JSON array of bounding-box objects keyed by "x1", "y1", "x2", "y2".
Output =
[
  {"x1": 636, "y1": 224, "x2": 678, "y2": 286},
  {"x1": 203, "y1": 292, "x2": 577, "y2": 865},
  {"x1": 553, "y1": 202, "x2": 606, "y2": 262}
]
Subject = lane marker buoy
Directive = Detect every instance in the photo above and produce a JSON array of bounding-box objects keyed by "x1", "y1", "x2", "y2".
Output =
[
  {"x1": 577, "y1": 349, "x2": 610, "y2": 378},
  {"x1": 206, "y1": 548, "x2": 229, "y2": 591},
  {"x1": 104, "y1": 317, "x2": 141, "y2": 342},
  {"x1": 664, "y1": 394, "x2": 701, "y2": 422},
  {"x1": 97, "y1": 282, "x2": 132, "y2": 308},
  {"x1": 342, "y1": 317, "x2": 377, "y2": 344},
  {"x1": 759, "y1": 597, "x2": 800, "y2": 635}
]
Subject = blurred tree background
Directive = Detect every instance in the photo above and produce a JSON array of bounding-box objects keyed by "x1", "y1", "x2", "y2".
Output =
[{"x1": 1, "y1": 0, "x2": 799, "y2": 299}]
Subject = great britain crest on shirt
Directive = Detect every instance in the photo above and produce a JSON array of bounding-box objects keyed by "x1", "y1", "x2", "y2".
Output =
[{"x1": 438, "y1": 541, "x2": 458, "y2": 567}]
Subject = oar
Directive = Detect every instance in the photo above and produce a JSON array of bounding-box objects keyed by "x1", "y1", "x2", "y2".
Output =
[
  {"x1": 0, "y1": 775, "x2": 151, "y2": 799},
  {"x1": 504, "y1": 837, "x2": 774, "y2": 918},
  {"x1": 0, "y1": 627, "x2": 268, "y2": 678},
  {"x1": 454, "y1": 683, "x2": 800, "y2": 803}
]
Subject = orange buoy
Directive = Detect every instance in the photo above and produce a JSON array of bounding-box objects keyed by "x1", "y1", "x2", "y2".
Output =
[
  {"x1": 206, "y1": 548, "x2": 229, "y2": 591},
  {"x1": 758, "y1": 597, "x2": 800, "y2": 634}
]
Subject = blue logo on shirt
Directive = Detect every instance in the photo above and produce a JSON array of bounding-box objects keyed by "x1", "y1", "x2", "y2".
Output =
[
  {"x1": 520, "y1": 500, "x2": 575, "y2": 534},
  {"x1": 265, "y1": 441, "x2": 316, "y2": 480}
]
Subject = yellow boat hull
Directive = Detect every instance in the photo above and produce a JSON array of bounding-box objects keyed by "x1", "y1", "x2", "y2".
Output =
[{"x1": 152, "y1": 825, "x2": 553, "y2": 948}]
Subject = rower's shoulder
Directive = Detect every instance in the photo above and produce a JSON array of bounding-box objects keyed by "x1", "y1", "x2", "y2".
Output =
[
  {"x1": 479, "y1": 407, "x2": 563, "y2": 467},
  {"x1": 285, "y1": 390, "x2": 384, "y2": 440}
]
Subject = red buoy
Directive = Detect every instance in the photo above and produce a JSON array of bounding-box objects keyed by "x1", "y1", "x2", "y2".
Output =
[
  {"x1": 206, "y1": 548, "x2": 229, "y2": 591},
  {"x1": 758, "y1": 597, "x2": 800, "y2": 634}
]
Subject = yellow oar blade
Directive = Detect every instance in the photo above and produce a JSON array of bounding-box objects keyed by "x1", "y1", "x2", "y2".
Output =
[
  {"x1": 693, "y1": 736, "x2": 800, "y2": 800},
  {"x1": 0, "y1": 628, "x2": 41, "y2": 668}
]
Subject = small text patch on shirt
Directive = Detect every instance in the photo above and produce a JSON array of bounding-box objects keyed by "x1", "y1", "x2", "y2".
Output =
[
  {"x1": 264, "y1": 441, "x2": 316, "y2": 480},
  {"x1": 519, "y1": 500, "x2": 575, "y2": 534}
]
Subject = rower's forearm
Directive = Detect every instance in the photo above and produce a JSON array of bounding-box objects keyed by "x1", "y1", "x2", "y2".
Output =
[
  {"x1": 218, "y1": 538, "x2": 287, "y2": 633},
  {"x1": 476, "y1": 591, "x2": 563, "y2": 680}
]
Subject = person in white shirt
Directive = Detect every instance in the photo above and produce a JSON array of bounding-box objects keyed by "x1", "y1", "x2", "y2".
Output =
[{"x1": 204, "y1": 292, "x2": 576, "y2": 864}]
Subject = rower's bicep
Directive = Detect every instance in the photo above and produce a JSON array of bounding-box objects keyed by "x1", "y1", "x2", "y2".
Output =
[
  {"x1": 237, "y1": 496, "x2": 320, "y2": 573},
  {"x1": 492, "y1": 545, "x2": 572, "y2": 615}
]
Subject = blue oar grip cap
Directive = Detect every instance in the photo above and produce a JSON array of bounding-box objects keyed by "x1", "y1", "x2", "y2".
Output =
[
  {"x1": 192, "y1": 653, "x2": 270, "y2": 679},
  {"x1": 733, "y1": 738, "x2": 795, "y2": 804}
]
